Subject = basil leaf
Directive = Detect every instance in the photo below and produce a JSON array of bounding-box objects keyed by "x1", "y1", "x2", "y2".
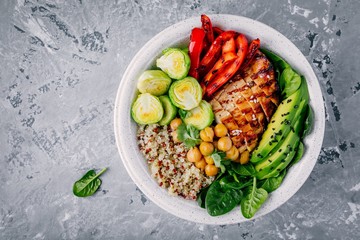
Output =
[
  {"x1": 241, "y1": 177, "x2": 268, "y2": 219},
  {"x1": 232, "y1": 162, "x2": 256, "y2": 176},
  {"x1": 257, "y1": 170, "x2": 286, "y2": 193},
  {"x1": 73, "y1": 168, "x2": 107, "y2": 197},
  {"x1": 205, "y1": 180, "x2": 243, "y2": 216}
]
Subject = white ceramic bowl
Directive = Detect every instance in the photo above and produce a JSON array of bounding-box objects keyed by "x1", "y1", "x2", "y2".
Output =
[{"x1": 114, "y1": 14, "x2": 325, "y2": 224}]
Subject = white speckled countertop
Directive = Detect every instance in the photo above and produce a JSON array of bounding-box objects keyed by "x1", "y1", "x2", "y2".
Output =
[{"x1": 1, "y1": 0, "x2": 359, "y2": 239}]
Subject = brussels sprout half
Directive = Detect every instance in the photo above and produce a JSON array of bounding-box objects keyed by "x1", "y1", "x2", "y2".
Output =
[
  {"x1": 183, "y1": 100, "x2": 214, "y2": 130},
  {"x1": 168, "y1": 77, "x2": 202, "y2": 110},
  {"x1": 156, "y1": 48, "x2": 190, "y2": 80},
  {"x1": 131, "y1": 93, "x2": 163, "y2": 125},
  {"x1": 137, "y1": 70, "x2": 172, "y2": 96}
]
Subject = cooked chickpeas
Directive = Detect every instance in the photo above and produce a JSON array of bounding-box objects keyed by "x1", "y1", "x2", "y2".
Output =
[
  {"x1": 171, "y1": 131, "x2": 181, "y2": 143},
  {"x1": 199, "y1": 142, "x2": 214, "y2": 156},
  {"x1": 200, "y1": 127, "x2": 214, "y2": 142},
  {"x1": 213, "y1": 140, "x2": 218, "y2": 149},
  {"x1": 226, "y1": 145, "x2": 239, "y2": 161},
  {"x1": 204, "y1": 155, "x2": 214, "y2": 165},
  {"x1": 187, "y1": 147, "x2": 202, "y2": 163},
  {"x1": 195, "y1": 158, "x2": 206, "y2": 171},
  {"x1": 239, "y1": 150, "x2": 250, "y2": 165},
  {"x1": 205, "y1": 164, "x2": 218, "y2": 176},
  {"x1": 217, "y1": 136, "x2": 232, "y2": 152},
  {"x1": 214, "y1": 123, "x2": 228, "y2": 138},
  {"x1": 170, "y1": 118, "x2": 182, "y2": 130}
]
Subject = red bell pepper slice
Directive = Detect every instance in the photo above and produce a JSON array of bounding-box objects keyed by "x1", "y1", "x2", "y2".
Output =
[
  {"x1": 205, "y1": 34, "x2": 249, "y2": 97},
  {"x1": 201, "y1": 14, "x2": 214, "y2": 44},
  {"x1": 188, "y1": 27, "x2": 205, "y2": 80},
  {"x1": 198, "y1": 30, "x2": 237, "y2": 78},
  {"x1": 240, "y1": 38, "x2": 261, "y2": 70}
]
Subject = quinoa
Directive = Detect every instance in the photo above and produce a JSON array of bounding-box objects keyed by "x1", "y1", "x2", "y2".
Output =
[{"x1": 137, "y1": 124, "x2": 214, "y2": 200}]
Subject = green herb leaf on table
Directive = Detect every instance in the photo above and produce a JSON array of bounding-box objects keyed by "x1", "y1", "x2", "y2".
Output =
[
  {"x1": 73, "y1": 168, "x2": 107, "y2": 197},
  {"x1": 241, "y1": 177, "x2": 268, "y2": 219},
  {"x1": 177, "y1": 123, "x2": 201, "y2": 148}
]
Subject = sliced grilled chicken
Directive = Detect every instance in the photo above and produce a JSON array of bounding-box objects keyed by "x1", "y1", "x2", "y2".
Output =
[{"x1": 209, "y1": 50, "x2": 279, "y2": 153}]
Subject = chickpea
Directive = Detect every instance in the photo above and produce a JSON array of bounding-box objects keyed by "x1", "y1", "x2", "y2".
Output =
[
  {"x1": 226, "y1": 145, "x2": 239, "y2": 161},
  {"x1": 200, "y1": 127, "x2": 214, "y2": 142},
  {"x1": 217, "y1": 136, "x2": 232, "y2": 152},
  {"x1": 214, "y1": 123, "x2": 228, "y2": 138},
  {"x1": 204, "y1": 155, "x2": 214, "y2": 165},
  {"x1": 170, "y1": 118, "x2": 182, "y2": 130},
  {"x1": 205, "y1": 164, "x2": 219, "y2": 177},
  {"x1": 213, "y1": 140, "x2": 218, "y2": 149},
  {"x1": 187, "y1": 147, "x2": 202, "y2": 163},
  {"x1": 199, "y1": 142, "x2": 214, "y2": 156},
  {"x1": 195, "y1": 158, "x2": 206, "y2": 171},
  {"x1": 171, "y1": 131, "x2": 181, "y2": 143},
  {"x1": 239, "y1": 150, "x2": 250, "y2": 165}
]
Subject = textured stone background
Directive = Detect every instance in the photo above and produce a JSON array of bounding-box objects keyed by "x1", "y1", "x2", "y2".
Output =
[{"x1": 1, "y1": 0, "x2": 360, "y2": 239}]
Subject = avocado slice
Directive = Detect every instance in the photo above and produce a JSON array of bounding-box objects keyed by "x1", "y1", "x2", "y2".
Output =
[
  {"x1": 158, "y1": 95, "x2": 177, "y2": 126},
  {"x1": 250, "y1": 78, "x2": 309, "y2": 163}
]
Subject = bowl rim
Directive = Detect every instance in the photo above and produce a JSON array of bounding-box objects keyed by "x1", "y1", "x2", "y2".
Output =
[{"x1": 114, "y1": 14, "x2": 325, "y2": 224}]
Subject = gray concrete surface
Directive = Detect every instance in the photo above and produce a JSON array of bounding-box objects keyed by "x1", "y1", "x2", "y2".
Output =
[{"x1": 1, "y1": 0, "x2": 360, "y2": 239}]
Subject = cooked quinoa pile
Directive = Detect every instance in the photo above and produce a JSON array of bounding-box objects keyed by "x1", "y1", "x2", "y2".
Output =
[{"x1": 137, "y1": 124, "x2": 214, "y2": 200}]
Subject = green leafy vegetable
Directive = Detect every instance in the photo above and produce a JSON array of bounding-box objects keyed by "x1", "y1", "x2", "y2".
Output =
[
  {"x1": 205, "y1": 180, "x2": 243, "y2": 216},
  {"x1": 241, "y1": 177, "x2": 268, "y2": 219},
  {"x1": 197, "y1": 185, "x2": 210, "y2": 208},
  {"x1": 257, "y1": 170, "x2": 286, "y2": 193},
  {"x1": 280, "y1": 68, "x2": 302, "y2": 98},
  {"x1": 177, "y1": 123, "x2": 201, "y2": 148},
  {"x1": 219, "y1": 175, "x2": 253, "y2": 190},
  {"x1": 288, "y1": 141, "x2": 304, "y2": 169},
  {"x1": 232, "y1": 162, "x2": 256, "y2": 176},
  {"x1": 303, "y1": 105, "x2": 314, "y2": 137},
  {"x1": 73, "y1": 168, "x2": 107, "y2": 197},
  {"x1": 211, "y1": 151, "x2": 227, "y2": 173}
]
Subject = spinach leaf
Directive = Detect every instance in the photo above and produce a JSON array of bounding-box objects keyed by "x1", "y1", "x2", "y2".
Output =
[
  {"x1": 261, "y1": 48, "x2": 291, "y2": 72},
  {"x1": 73, "y1": 168, "x2": 107, "y2": 197},
  {"x1": 232, "y1": 162, "x2": 256, "y2": 176},
  {"x1": 288, "y1": 141, "x2": 304, "y2": 169},
  {"x1": 205, "y1": 180, "x2": 243, "y2": 216},
  {"x1": 241, "y1": 177, "x2": 268, "y2": 219},
  {"x1": 280, "y1": 68, "x2": 301, "y2": 98},
  {"x1": 303, "y1": 105, "x2": 313, "y2": 137},
  {"x1": 177, "y1": 123, "x2": 201, "y2": 148},
  {"x1": 197, "y1": 185, "x2": 210, "y2": 208},
  {"x1": 257, "y1": 170, "x2": 286, "y2": 193},
  {"x1": 219, "y1": 175, "x2": 253, "y2": 190}
]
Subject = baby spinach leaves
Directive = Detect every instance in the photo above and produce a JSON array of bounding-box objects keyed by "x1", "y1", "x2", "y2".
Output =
[
  {"x1": 257, "y1": 170, "x2": 286, "y2": 193},
  {"x1": 205, "y1": 180, "x2": 243, "y2": 216},
  {"x1": 73, "y1": 168, "x2": 107, "y2": 197},
  {"x1": 231, "y1": 162, "x2": 256, "y2": 176},
  {"x1": 241, "y1": 177, "x2": 268, "y2": 219}
]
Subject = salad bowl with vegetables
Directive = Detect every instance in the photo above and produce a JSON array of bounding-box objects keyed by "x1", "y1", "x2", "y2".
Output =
[{"x1": 114, "y1": 14, "x2": 325, "y2": 224}]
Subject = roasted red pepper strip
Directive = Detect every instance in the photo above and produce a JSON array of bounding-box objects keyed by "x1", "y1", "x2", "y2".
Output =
[
  {"x1": 198, "y1": 30, "x2": 237, "y2": 78},
  {"x1": 201, "y1": 14, "x2": 214, "y2": 44},
  {"x1": 212, "y1": 27, "x2": 224, "y2": 37},
  {"x1": 205, "y1": 34, "x2": 249, "y2": 97},
  {"x1": 188, "y1": 28, "x2": 206, "y2": 80},
  {"x1": 240, "y1": 38, "x2": 261, "y2": 70}
]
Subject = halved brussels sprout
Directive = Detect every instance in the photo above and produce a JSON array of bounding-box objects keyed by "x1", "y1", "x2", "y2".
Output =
[
  {"x1": 183, "y1": 100, "x2": 214, "y2": 130},
  {"x1": 156, "y1": 48, "x2": 190, "y2": 80},
  {"x1": 137, "y1": 70, "x2": 172, "y2": 96},
  {"x1": 158, "y1": 95, "x2": 177, "y2": 126},
  {"x1": 131, "y1": 93, "x2": 163, "y2": 124},
  {"x1": 168, "y1": 77, "x2": 202, "y2": 110}
]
